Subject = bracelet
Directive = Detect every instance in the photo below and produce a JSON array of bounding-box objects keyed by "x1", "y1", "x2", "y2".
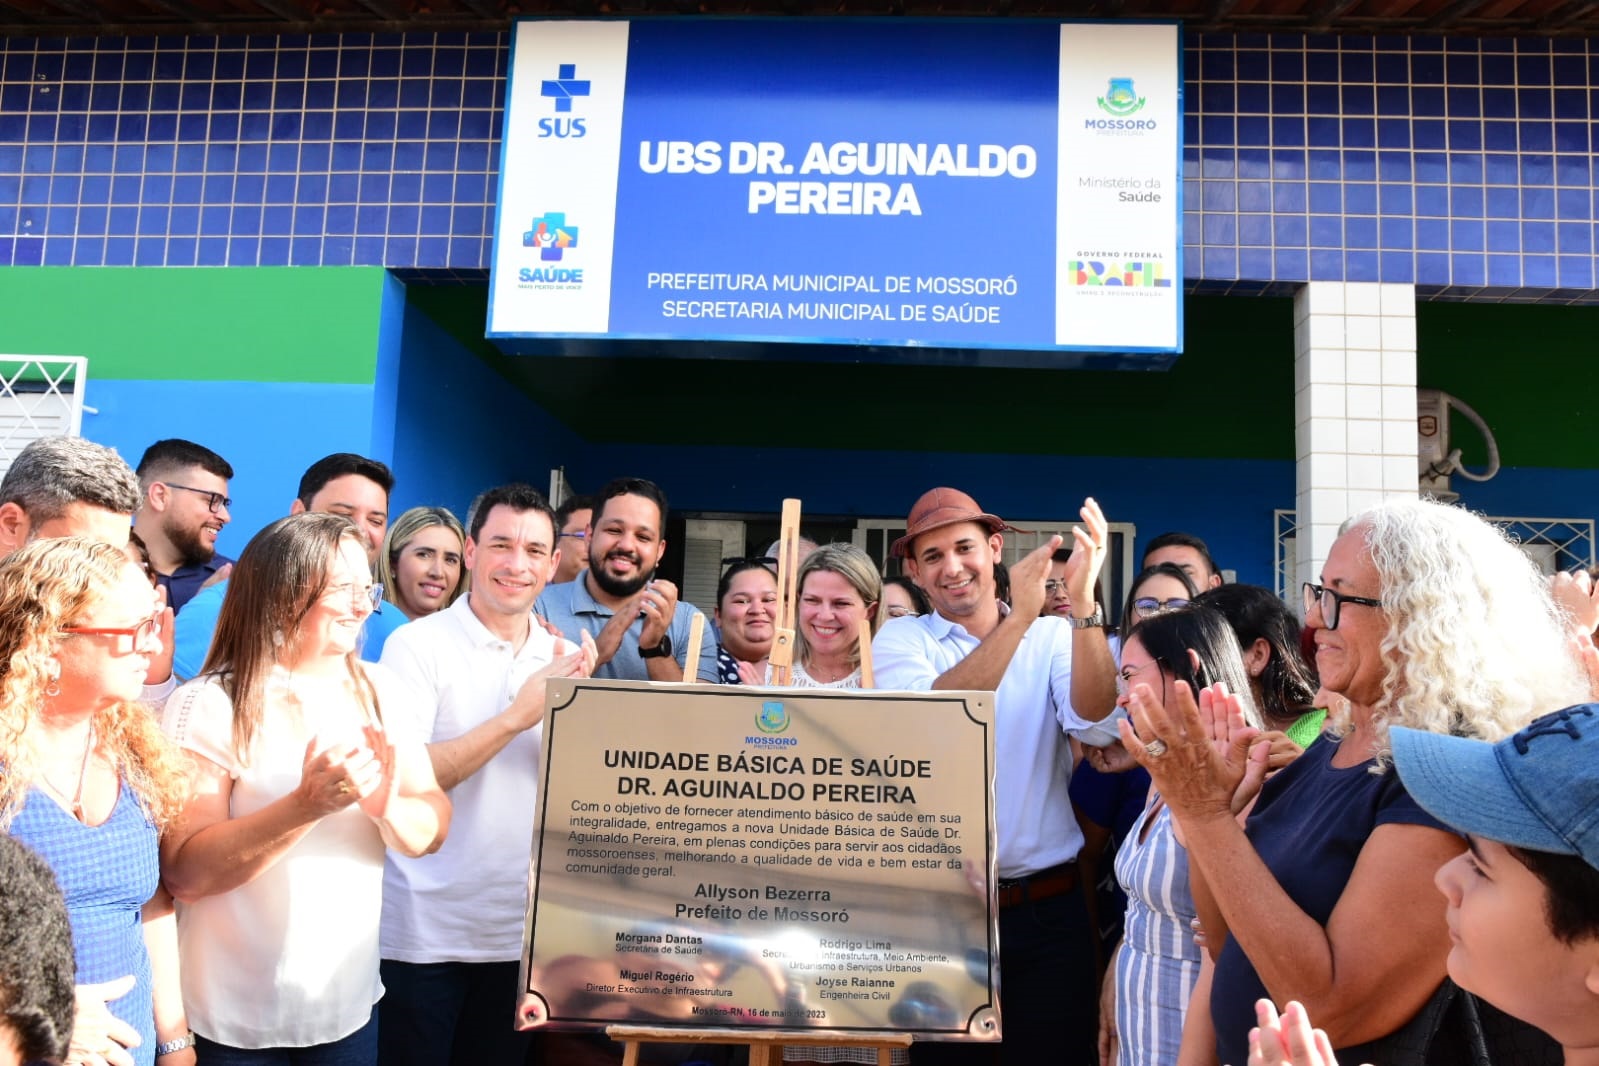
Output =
[{"x1": 155, "y1": 1031, "x2": 196, "y2": 1056}]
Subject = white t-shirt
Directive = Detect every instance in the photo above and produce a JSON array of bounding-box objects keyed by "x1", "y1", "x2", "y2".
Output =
[
  {"x1": 378, "y1": 594, "x2": 571, "y2": 963},
  {"x1": 161, "y1": 664, "x2": 426, "y2": 1047}
]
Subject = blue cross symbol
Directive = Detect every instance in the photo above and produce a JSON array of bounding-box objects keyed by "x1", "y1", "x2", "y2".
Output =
[{"x1": 541, "y1": 64, "x2": 590, "y2": 113}]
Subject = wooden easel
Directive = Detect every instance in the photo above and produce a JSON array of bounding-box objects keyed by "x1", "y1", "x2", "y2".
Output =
[
  {"x1": 607, "y1": 1025, "x2": 911, "y2": 1066},
  {"x1": 769, "y1": 498, "x2": 803, "y2": 686},
  {"x1": 681, "y1": 612, "x2": 706, "y2": 682}
]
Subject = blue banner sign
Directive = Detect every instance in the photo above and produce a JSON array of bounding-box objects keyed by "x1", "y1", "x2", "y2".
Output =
[{"x1": 488, "y1": 19, "x2": 1182, "y2": 353}]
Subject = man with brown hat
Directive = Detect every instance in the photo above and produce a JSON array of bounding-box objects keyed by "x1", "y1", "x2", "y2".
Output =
[{"x1": 873, "y1": 488, "x2": 1117, "y2": 1066}]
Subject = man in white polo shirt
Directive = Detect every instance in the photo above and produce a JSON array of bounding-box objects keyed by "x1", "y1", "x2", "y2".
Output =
[
  {"x1": 872, "y1": 488, "x2": 1117, "y2": 1066},
  {"x1": 377, "y1": 483, "x2": 595, "y2": 1066}
]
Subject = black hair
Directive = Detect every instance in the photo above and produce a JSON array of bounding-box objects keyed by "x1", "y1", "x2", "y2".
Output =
[
  {"x1": 1506, "y1": 845, "x2": 1599, "y2": 945},
  {"x1": 593, "y1": 477, "x2": 669, "y2": 526},
  {"x1": 136, "y1": 438, "x2": 235, "y2": 482},
  {"x1": 716, "y1": 558, "x2": 777, "y2": 609},
  {"x1": 0, "y1": 835, "x2": 76, "y2": 1064},
  {"x1": 993, "y1": 560, "x2": 1010, "y2": 606},
  {"x1": 884, "y1": 575, "x2": 931, "y2": 616},
  {"x1": 1123, "y1": 605, "x2": 1257, "y2": 721},
  {"x1": 1120, "y1": 562, "x2": 1200, "y2": 643},
  {"x1": 1143, "y1": 531, "x2": 1220, "y2": 580},
  {"x1": 555, "y1": 493, "x2": 597, "y2": 529},
  {"x1": 1194, "y1": 583, "x2": 1319, "y2": 726},
  {"x1": 467, "y1": 483, "x2": 557, "y2": 544},
  {"x1": 296, "y1": 453, "x2": 394, "y2": 506}
]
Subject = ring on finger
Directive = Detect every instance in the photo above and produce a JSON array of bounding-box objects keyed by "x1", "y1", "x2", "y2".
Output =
[{"x1": 1144, "y1": 738, "x2": 1170, "y2": 758}]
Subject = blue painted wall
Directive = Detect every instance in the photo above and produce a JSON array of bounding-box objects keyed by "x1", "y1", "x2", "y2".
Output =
[
  {"x1": 387, "y1": 285, "x2": 582, "y2": 521},
  {"x1": 82, "y1": 377, "x2": 381, "y2": 557}
]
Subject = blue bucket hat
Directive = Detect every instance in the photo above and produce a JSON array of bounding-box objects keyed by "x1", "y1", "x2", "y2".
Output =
[{"x1": 1391, "y1": 704, "x2": 1599, "y2": 868}]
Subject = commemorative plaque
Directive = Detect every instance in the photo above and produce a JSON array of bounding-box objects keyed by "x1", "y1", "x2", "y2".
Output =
[{"x1": 517, "y1": 680, "x2": 1001, "y2": 1044}]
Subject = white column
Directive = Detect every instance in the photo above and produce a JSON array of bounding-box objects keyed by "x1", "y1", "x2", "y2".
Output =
[{"x1": 1293, "y1": 282, "x2": 1418, "y2": 591}]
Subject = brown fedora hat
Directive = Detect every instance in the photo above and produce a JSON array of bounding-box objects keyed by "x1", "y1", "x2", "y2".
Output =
[{"x1": 890, "y1": 487, "x2": 1021, "y2": 559}]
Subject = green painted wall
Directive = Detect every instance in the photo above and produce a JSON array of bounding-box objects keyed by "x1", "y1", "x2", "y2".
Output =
[
  {"x1": 0, "y1": 267, "x2": 389, "y2": 383},
  {"x1": 410, "y1": 286, "x2": 1302, "y2": 458},
  {"x1": 1416, "y1": 303, "x2": 1599, "y2": 470}
]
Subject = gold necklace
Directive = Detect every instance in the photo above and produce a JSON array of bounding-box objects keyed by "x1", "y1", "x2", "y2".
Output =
[{"x1": 38, "y1": 724, "x2": 97, "y2": 821}]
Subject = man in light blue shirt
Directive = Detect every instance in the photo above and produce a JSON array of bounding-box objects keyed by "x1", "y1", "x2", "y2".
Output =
[
  {"x1": 536, "y1": 476, "x2": 718, "y2": 683},
  {"x1": 174, "y1": 452, "x2": 398, "y2": 677},
  {"x1": 872, "y1": 487, "x2": 1117, "y2": 1066}
]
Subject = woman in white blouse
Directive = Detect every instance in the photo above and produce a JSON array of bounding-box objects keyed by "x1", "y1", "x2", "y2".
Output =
[{"x1": 160, "y1": 513, "x2": 449, "y2": 1065}]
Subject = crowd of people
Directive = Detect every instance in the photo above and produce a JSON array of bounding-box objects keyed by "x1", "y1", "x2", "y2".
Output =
[{"x1": 2, "y1": 433, "x2": 1598, "y2": 1066}]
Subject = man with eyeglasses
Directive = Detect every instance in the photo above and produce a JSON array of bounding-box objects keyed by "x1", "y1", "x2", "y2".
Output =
[
  {"x1": 133, "y1": 438, "x2": 235, "y2": 614},
  {"x1": 549, "y1": 493, "x2": 595, "y2": 585}
]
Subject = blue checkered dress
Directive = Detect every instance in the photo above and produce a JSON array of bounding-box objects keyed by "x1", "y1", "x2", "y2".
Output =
[{"x1": 12, "y1": 783, "x2": 159, "y2": 1066}]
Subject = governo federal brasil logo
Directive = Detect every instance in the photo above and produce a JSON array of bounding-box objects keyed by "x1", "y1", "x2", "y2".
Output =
[{"x1": 1097, "y1": 77, "x2": 1146, "y2": 117}]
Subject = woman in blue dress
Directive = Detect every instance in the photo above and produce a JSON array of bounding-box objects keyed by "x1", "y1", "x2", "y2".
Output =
[{"x1": 0, "y1": 537, "x2": 193, "y2": 1066}]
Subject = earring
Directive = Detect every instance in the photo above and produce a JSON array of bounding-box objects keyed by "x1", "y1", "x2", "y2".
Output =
[
  {"x1": 272, "y1": 629, "x2": 285, "y2": 648},
  {"x1": 45, "y1": 660, "x2": 60, "y2": 698}
]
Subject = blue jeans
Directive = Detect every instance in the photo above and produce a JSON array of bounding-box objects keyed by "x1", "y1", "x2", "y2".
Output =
[
  {"x1": 194, "y1": 1011, "x2": 377, "y2": 1066},
  {"x1": 377, "y1": 959, "x2": 532, "y2": 1066}
]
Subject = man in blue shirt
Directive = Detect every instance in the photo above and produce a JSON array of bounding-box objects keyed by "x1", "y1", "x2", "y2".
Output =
[
  {"x1": 536, "y1": 476, "x2": 718, "y2": 683},
  {"x1": 132, "y1": 438, "x2": 236, "y2": 614},
  {"x1": 174, "y1": 452, "x2": 398, "y2": 677}
]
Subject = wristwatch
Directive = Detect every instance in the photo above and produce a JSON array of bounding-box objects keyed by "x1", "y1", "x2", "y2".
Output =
[
  {"x1": 1067, "y1": 605, "x2": 1107, "y2": 629},
  {"x1": 156, "y1": 1031, "x2": 197, "y2": 1057},
  {"x1": 640, "y1": 634, "x2": 674, "y2": 659}
]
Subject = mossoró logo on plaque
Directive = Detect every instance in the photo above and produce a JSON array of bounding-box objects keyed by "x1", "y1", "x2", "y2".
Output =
[
  {"x1": 488, "y1": 18, "x2": 1180, "y2": 353},
  {"x1": 519, "y1": 680, "x2": 1000, "y2": 1041}
]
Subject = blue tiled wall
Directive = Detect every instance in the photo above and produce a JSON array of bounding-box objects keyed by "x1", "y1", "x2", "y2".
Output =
[{"x1": 2, "y1": 29, "x2": 1597, "y2": 294}]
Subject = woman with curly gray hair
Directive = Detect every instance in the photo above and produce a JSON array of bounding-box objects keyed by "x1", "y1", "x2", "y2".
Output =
[{"x1": 1119, "y1": 496, "x2": 1589, "y2": 1066}]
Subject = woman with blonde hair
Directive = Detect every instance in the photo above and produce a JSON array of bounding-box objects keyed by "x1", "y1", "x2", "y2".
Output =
[
  {"x1": 771, "y1": 543, "x2": 881, "y2": 689},
  {"x1": 374, "y1": 506, "x2": 466, "y2": 621},
  {"x1": 1, "y1": 536, "x2": 194, "y2": 1066},
  {"x1": 160, "y1": 512, "x2": 449, "y2": 1065},
  {"x1": 1123, "y1": 496, "x2": 1589, "y2": 1066}
]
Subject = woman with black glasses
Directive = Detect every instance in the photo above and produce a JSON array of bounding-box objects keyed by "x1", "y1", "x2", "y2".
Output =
[{"x1": 1119, "y1": 498, "x2": 1588, "y2": 1066}]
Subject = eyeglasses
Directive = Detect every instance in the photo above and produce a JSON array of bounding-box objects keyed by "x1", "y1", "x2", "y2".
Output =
[
  {"x1": 325, "y1": 582, "x2": 385, "y2": 609},
  {"x1": 1115, "y1": 658, "x2": 1163, "y2": 695},
  {"x1": 1044, "y1": 580, "x2": 1070, "y2": 596},
  {"x1": 61, "y1": 610, "x2": 163, "y2": 647},
  {"x1": 721, "y1": 556, "x2": 779, "y2": 570},
  {"x1": 1132, "y1": 596, "x2": 1189, "y2": 615},
  {"x1": 559, "y1": 530, "x2": 588, "y2": 540},
  {"x1": 1302, "y1": 582, "x2": 1382, "y2": 630},
  {"x1": 162, "y1": 482, "x2": 231, "y2": 514},
  {"x1": 885, "y1": 605, "x2": 920, "y2": 619}
]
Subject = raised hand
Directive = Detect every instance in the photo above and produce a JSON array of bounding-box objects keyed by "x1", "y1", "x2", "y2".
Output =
[
  {"x1": 1063, "y1": 497, "x2": 1109, "y2": 617},
  {"x1": 1008, "y1": 535, "x2": 1065, "y2": 621},
  {"x1": 1118, "y1": 680, "x2": 1263, "y2": 824}
]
